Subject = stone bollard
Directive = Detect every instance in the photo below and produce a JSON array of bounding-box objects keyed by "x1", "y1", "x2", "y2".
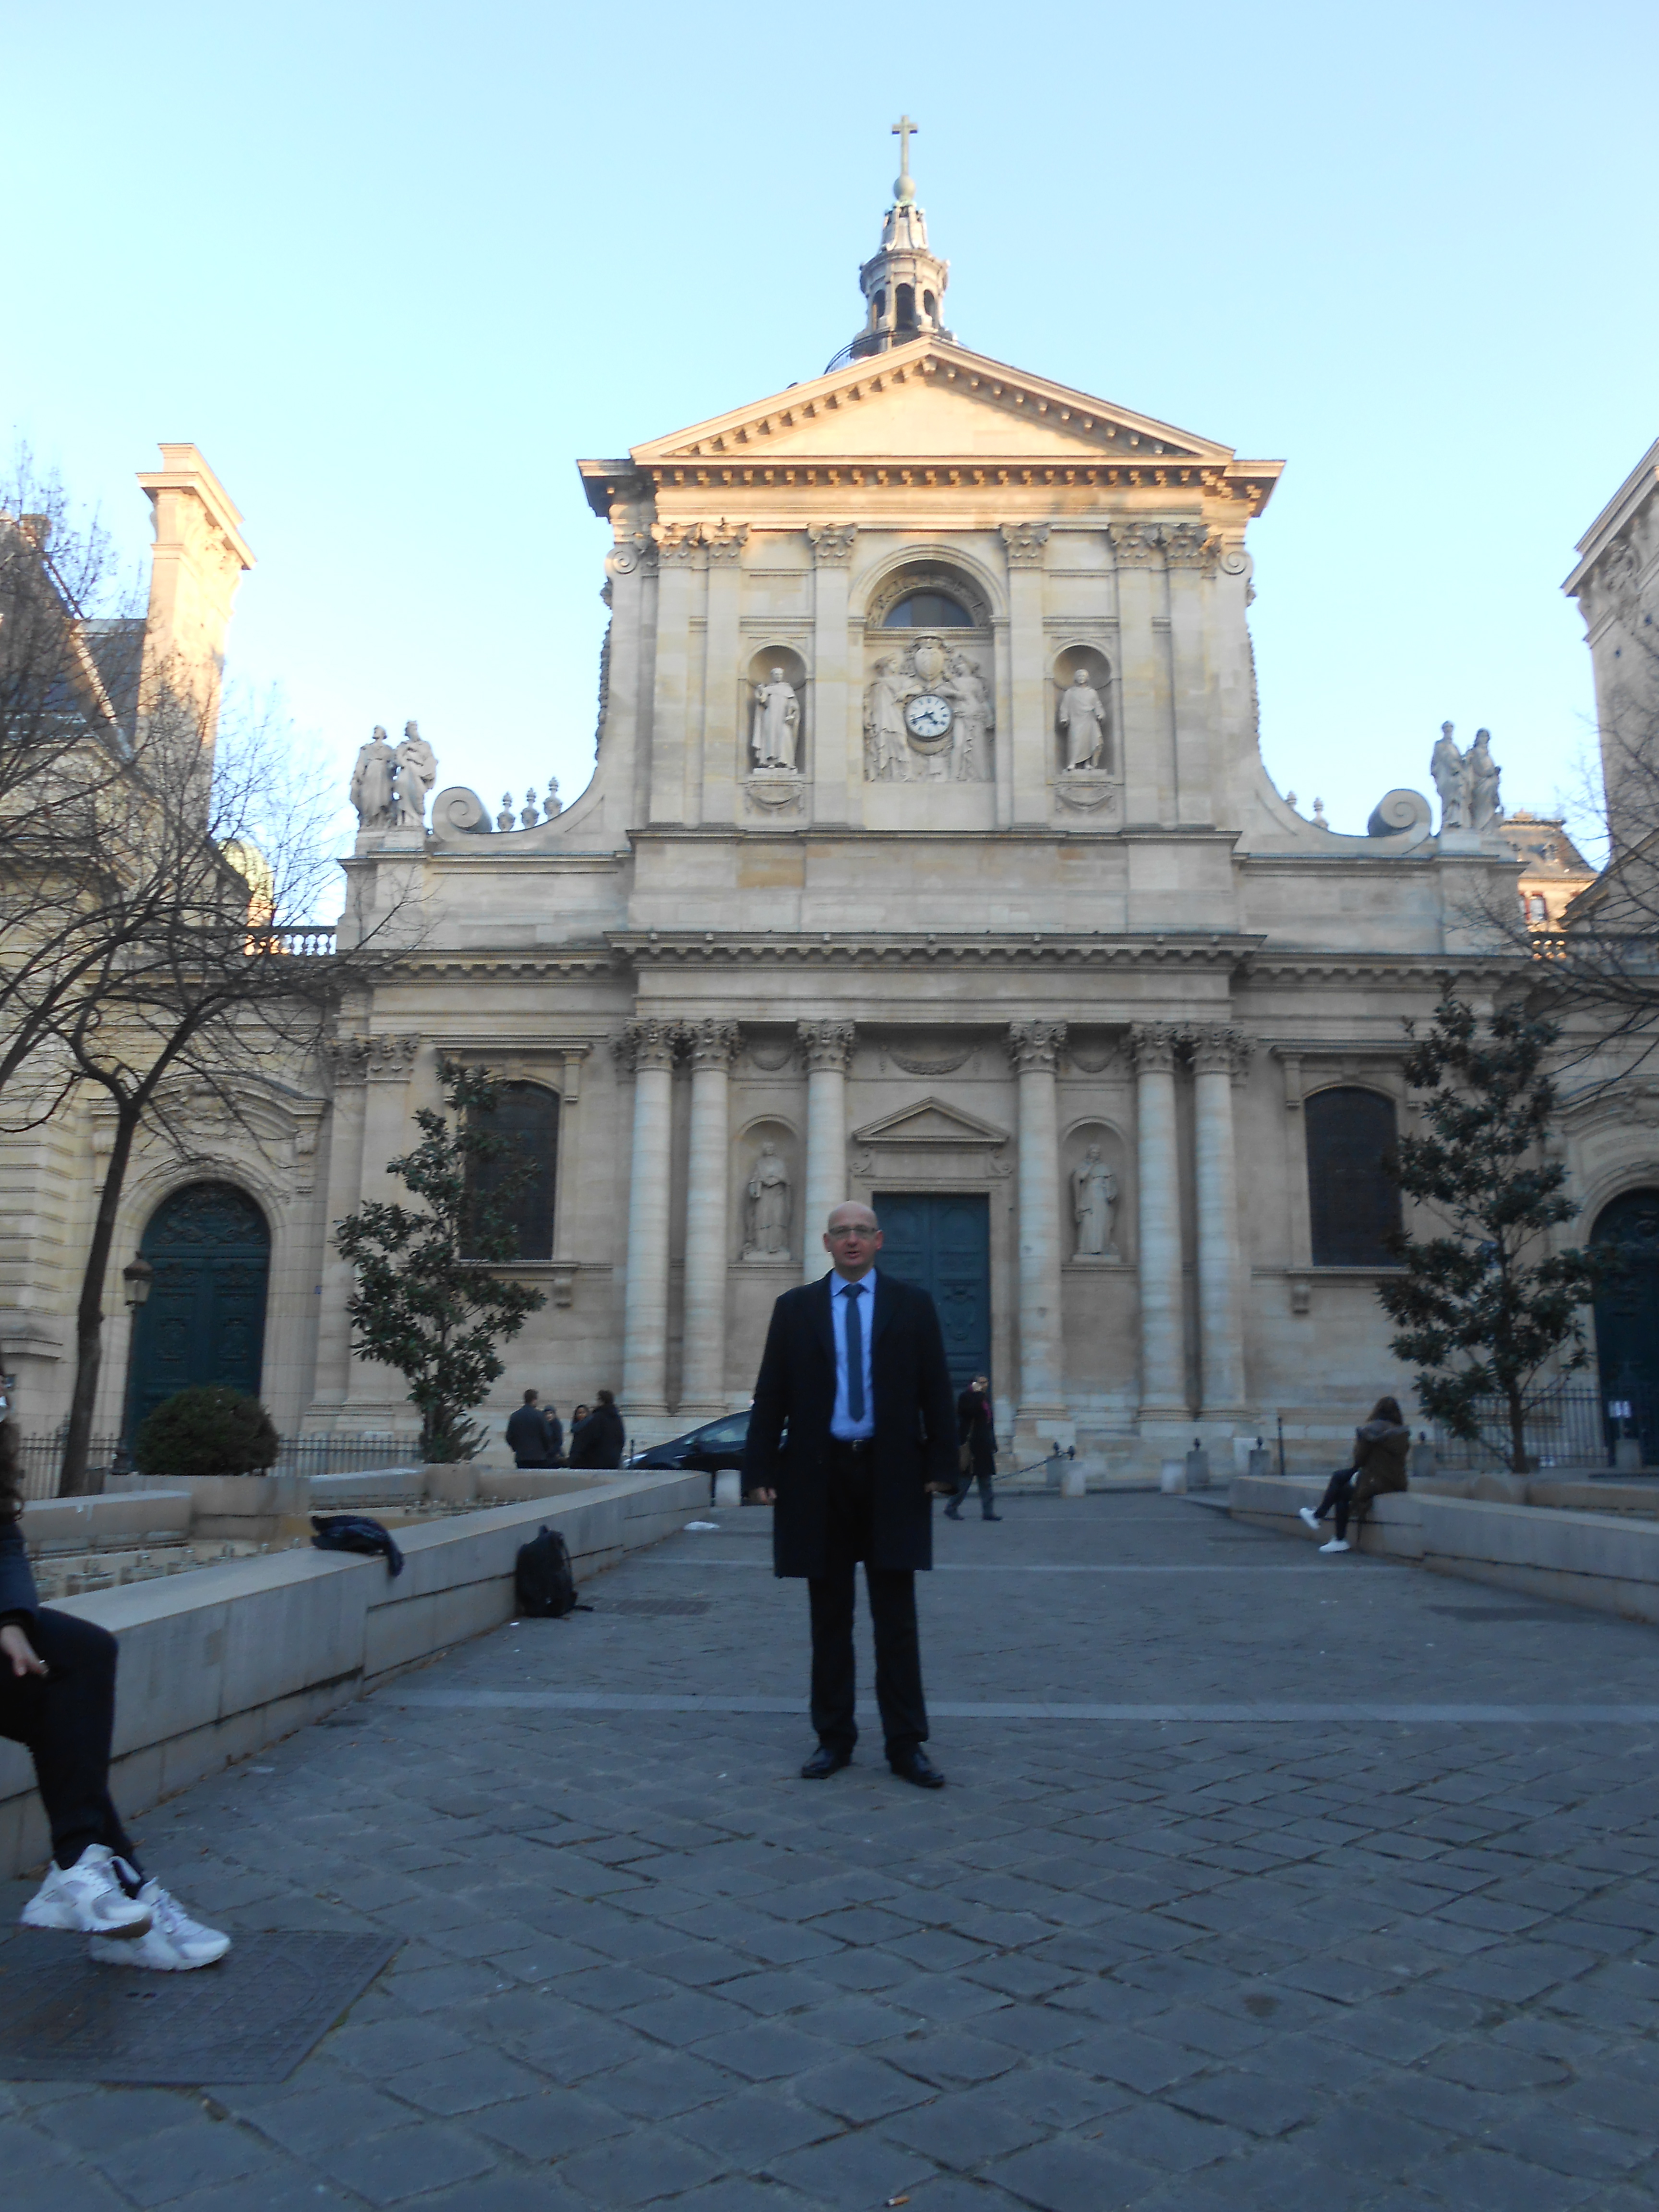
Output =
[
  {"x1": 1615, "y1": 1436, "x2": 1644, "y2": 1474},
  {"x1": 1246, "y1": 1443, "x2": 1271, "y2": 1479},
  {"x1": 714, "y1": 1469, "x2": 743, "y2": 1507},
  {"x1": 1044, "y1": 1448, "x2": 1068, "y2": 1490},
  {"x1": 1410, "y1": 1433, "x2": 1438, "y2": 1481},
  {"x1": 1159, "y1": 1460, "x2": 1187, "y2": 1494},
  {"x1": 1060, "y1": 1456, "x2": 1087, "y2": 1499},
  {"x1": 1185, "y1": 1441, "x2": 1212, "y2": 1492}
]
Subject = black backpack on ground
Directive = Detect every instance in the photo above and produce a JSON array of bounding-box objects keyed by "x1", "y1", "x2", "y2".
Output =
[{"x1": 515, "y1": 1526, "x2": 577, "y2": 1617}]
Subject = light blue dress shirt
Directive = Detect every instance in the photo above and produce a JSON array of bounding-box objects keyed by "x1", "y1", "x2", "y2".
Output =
[{"x1": 829, "y1": 1270, "x2": 877, "y2": 1441}]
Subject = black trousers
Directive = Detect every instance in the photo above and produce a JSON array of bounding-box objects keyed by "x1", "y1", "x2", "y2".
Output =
[
  {"x1": 949, "y1": 1458, "x2": 996, "y2": 1515},
  {"x1": 0, "y1": 1608, "x2": 138, "y2": 1872},
  {"x1": 807, "y1": 1444, "x2": 928, "y2": 1759},
  {"x1": 1313, "y1": 1468, "x2": 1358, "y2": 1541}
]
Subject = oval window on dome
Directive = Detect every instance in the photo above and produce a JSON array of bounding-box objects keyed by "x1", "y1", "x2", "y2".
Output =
[{"x1": 884, "y1": 591, "x2": 975, "y2": 629}]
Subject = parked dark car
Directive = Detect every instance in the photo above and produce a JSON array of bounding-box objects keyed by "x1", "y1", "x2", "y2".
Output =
[{"x1": 628, "y1": 1409, "x2": 751, "y2": 1483}]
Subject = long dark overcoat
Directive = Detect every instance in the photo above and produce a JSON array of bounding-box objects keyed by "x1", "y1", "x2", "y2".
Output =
[{"x1": 742, "y1": 1271, "x2": 957, "y2": 1578}]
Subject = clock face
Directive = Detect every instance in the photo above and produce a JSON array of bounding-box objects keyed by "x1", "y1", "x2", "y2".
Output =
[{"x1": 905, "y1": 692, "x2": 954, "y2": 739}]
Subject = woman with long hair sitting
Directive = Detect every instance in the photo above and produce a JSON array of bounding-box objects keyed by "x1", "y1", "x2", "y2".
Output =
[{"x1": 1299, "y1": 1396, "x2": 1412, "y2": 1555}]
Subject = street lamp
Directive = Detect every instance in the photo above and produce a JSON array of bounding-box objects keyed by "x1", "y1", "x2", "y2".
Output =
[{"x1": 121, "y1": 1256, "x2": 153, "y2": 1309}]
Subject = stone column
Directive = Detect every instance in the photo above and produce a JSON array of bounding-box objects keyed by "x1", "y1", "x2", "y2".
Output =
[
  {"x1": 345, "y1": 1034, "x2": 424, "y2": 1416},
  {"x1": 798, "y1": 1020, "x2": 854, "y2": 1277},
  {"x1": 1130, "y1": 1023, "x2": 1187, "y2": 1419},
  {"x1": 1164, "y1": 523, "x2": 1216, "y2": 827},
  {"x1": 1001, "y1": 524, "x2": 1050, "y2": 827},
  {"x1": 648, "y1": 523, "x2": 701, "y2": 824},
  {"x1": 615, "y1": 1018, "x2": 680, "y2": 1419},
  {"x1": 1006, "y1": 1020, "x2": 1068, "y2": 1422},
  {"x1": 808, "y1": 525, "x2": 857, "y2": 825},
  {"x1": 310, "y1": 1036, "x2": 371, "y2": 1414},
  {"x1": 680, "y1": 1019, "x2": 740, "y2": 1415},
  {"x1": 700, "y1": 523, "x2": 747, "y2": 826},
  {"x1": 1112, "y1": 523, "x2": 1176, "y2": 825},
  {"x1": 1190, "y1": 1025, "x2": 1252, "y2": 1416}
]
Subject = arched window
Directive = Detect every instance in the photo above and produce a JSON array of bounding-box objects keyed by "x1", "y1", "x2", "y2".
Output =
[
  {"x1": 895, "y1": 283, "x2": 915, "y2": 328},
  {"x1": 1306, "y1": 1088, "x2": 1401, "y2": 1266},
  {"x1": 872, "y1": 289, "x2": 886, "y2": 324},
  {"x1": 923, "y1": 289, "x2": 937, "y2": 321},
  {"x1": 884, "y1": 591, "x2": 975, "y2": 629},
  {"x1": 468, "y1": 1082, "x2": 558, "y2": 1260}
]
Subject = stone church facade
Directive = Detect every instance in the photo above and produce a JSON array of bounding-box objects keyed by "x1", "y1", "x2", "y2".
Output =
[{"x1": 10, "y1": 149, "x2": 1659, "y2": 1473}]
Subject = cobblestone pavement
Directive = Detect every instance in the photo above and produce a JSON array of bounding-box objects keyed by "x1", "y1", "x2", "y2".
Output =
[{"x1": 4, "y1": 1492, "x2": 1659, "y2": 2210}]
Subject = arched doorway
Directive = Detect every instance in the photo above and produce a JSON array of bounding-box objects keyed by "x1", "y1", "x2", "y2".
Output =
[
  {"x1": 1591, "y1": 1188, "x2": 1659, "y2": 1464},
  {"x1": 125, "y1": 1182, "x2": 271, "y2": 1438}
]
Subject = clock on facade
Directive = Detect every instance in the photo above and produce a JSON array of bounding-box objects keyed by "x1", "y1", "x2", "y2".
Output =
[{"x1": 904, "y1": 692, "x2": 954, "y2": 740}]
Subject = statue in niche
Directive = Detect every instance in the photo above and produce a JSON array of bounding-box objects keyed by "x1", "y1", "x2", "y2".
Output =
[
  {"x1": 394, "y1": 720, "x2": 438, "y2": 828},
  {"x1": 1058, "y1": 669, "x2": 1108, "y2": 772},
  {"x1": 945, "y1": 653, "x2": 992, "y2": 781},
  {"x1": 1071, "y1": 1144, "x2": 1118, "y2": 1258},
  {"x1": 743, "y1": 1141, "x2": 792, "y2": 1258},
  {"x1": 751, "y1": 670, "x2": 800, "y2": 771},
  {"x1": 349, "y1": 725, "x2": 397, "y2": 830},
  {"x1": 1467, "y1": 728, "x2": 1502, "y2": 830},
  {"x1": 1431, "y1": 721, "x2": 1467, "y2": 832},
  {"x1": 864, "y1": 656, "x2": 909, "y2": 781}
]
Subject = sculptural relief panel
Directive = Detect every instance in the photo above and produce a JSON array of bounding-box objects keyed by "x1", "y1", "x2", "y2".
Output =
[{"x1": 860, "y1": 559, "x2": 995, "y2": 787}]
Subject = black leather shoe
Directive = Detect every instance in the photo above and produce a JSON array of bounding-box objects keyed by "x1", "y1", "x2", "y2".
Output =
[
  {"x1": 889, "y1": 1748, "x2": 945, "y2": 1789},
  {"x1": 981, "y1": 1511, "x2": 1002, "y2": 1521},
  {"x1": 943, "y1": 1506, "x2": 961, "y2": 1520},
  {"x1": 800, "y1": 1744, "x2": 852, "y2": 1779}
]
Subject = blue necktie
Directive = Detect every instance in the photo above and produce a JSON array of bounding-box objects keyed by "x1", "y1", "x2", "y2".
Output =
[{"x1": 842, "y1": 1283, "x2": 865, "y2": 1424}]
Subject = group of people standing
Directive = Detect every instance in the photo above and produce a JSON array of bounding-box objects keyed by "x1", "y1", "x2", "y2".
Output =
[{"x1": 505, "y1": 1387, "x2": 625, "y2": 1471}]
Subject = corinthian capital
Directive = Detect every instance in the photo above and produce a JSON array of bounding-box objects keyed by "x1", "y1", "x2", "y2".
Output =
[
  {"x1": 367, "y1": 1034, "x2": 421, "y2": 1080},
  {"x1": 1128, "y1": 1022, "x2": 1182, "y2": 1075},
  {"x1": 1109, "y1": 521, "x2": 1165, "y2": 569},
  {"x1": 684, "y1": 1018, "x2": 741, "y2": 1070},
  {"x1": 1161, "y1": 521, "x2": 1218, "y2": 571},
  {"x1": 704, "y1": 521, "x2": 749, "y2": 566},
  {"x1": 807, "y1": 523, "x2": 858, "y2": 565},
  {"x1": 1187, "y1": 1025, "x2": 1254, "y2": 1082},
  {"x1": 613, "y1": 1018, "x2": 680, "y2": 1073},
  {"x1": 1006, "y1": 1020, "x2": 1067, "y2": 1073},
  {"x1": 650, "y1": 520, "x2": 703, "y2": 565},
  {"x1": 324, "y1": 1034, "x2": 372, "y2": 1084},
  {"x1": 999, "y1": 521, "x2": 1051, "y2": 567},
  {"x1": 797, "y1": 1019, "x2": 855, "y2": 1071}
]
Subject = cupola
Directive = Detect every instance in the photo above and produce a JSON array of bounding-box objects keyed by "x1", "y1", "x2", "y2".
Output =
[{"x1": 826, "y1": 116, "x2": 953, "y2": 372}]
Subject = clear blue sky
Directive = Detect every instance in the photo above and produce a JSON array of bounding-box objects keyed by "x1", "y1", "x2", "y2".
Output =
[{"x1": 5, "y1": 0, "x2": 1652, "y2": 884}]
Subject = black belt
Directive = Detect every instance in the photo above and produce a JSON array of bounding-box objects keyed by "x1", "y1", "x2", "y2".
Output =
[{"x1": 830, "y1": 1437, "x2": 874, "y2": 1456}]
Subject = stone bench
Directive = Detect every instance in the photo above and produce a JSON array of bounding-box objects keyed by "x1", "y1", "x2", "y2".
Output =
[
  {"x1": 1230, "y1": 1473, "x2": 1659, "y2": 1626},
  {"x1": 0, "y1": 1468, "x2": 707, "y2": 1879}
]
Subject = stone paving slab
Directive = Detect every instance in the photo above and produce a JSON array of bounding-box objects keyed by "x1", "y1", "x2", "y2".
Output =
[{"x1": 0, "y1": 1494, "x2": 1656, "y2": 2206}]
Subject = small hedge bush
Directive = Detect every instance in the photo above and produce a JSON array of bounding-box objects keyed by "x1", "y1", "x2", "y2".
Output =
[{"x1": 133, "y1": 1385, "x2": 280, "y2": 1479}]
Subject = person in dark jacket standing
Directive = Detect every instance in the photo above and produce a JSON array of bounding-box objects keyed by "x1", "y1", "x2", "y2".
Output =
[
  {"x1": 505, "y1": 1390, "x2": 559, "y2": 1468},
  {"x1": 0, "y1": 1421, "x2": 230, "y2": 1969},
  {"x1": 570, "y1": 1390, "x2": 625, "y2": 1470},
  {"x1": 947, "y1": 1375, "x2": 999, "y2": 1521},
  {"x1": 743, "y1": 1199, "x2": 958, "y2": 1788},
  {"x1": 1300, "y1": 1396, "x2": 1411, "y2": 1553}
]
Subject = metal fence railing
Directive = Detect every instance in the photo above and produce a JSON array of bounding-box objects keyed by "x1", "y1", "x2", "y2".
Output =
[
  {"x1": 12, "y1": 1430, "x2": 424, "y2": 1502},
  {"x1": 1431, "y1": 1386, "x2": 1656, "y2": 1473}
]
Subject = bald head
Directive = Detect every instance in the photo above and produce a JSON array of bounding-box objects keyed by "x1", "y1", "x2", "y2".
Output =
[{"x1": 824, "y1": 1200, "x2": 882, "y2": 1280}]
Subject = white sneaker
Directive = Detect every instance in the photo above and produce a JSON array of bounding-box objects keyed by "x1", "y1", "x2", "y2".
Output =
[
  {"x1": 20, "y1": 1845, "x2": 151, "y2": 1939},
  {"x1": 88, "y1": 1877, "x2": 230, "y2": 1971},
  {"x1": 1298, "y1": 1506, "x2": 1321, "y2": 1530},
  {"x1": 1319, "y1": 1538, "x2": 1350, "y2": 1554}
]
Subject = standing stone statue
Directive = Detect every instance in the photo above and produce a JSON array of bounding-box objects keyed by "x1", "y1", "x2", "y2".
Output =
[
  {"x1": 349, "y1": 726, "x2": 397, "y2": 830},
  {"x1": 864, "y1": 656, "x2": 909, "y2": 781},
  {"x1": 394, "y1": 720, "x2": 438, "y2": 829},
  {"x1": 1057, "y1": 669, "x2": 1108, "y2": 772},
  {"x1": 1467, "y1": 728, "x2": 1502, "y2": 830},
  {"x1": 1071, "y1": 1144, "x2": 1118, "y2": 1258},
  {"x1": 751, "y1": 670, "x2": 801, "y2": 771},
  {"x1": 744, "y1": 1141, "x2": 792, "y2": 1258},
  {"x1": 1431, "y1": 721, "x2": 1467, "y2": 832},
  {"x1": 945, "y1": 653, "x2": 991, "y2": 781}
]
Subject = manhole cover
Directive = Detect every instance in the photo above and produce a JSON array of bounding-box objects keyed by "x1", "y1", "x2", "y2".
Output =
[
  {"x1": 0, "y1": 1928, "x2": 398, "y2": 2084},
  {"x1": 601, "y1": 1598, "x2": 711, "y2": 1617}
]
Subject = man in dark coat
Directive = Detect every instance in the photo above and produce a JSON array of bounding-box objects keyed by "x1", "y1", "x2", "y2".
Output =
[
  {"x1": 948, "y1": 1374, "x2": 999, "y2": 1521},
  {"x1": 505, "y1": 1389, "x2": 557, "y2": 1468},
  {"x1": 569, "y1": 1390, "x2": 625, "y2": 1470},
  {"x1": 743, "y1": 1199, "x2": 957, "y2": 1787}
]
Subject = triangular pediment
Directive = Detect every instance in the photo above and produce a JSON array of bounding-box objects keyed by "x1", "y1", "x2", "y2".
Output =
[
  {"x1": 851, "y1": 1095, "x2": 1010, "y2": 1147},
  {"x1": 630, "y1": 340, "x2": 1236, "y2": 469}
]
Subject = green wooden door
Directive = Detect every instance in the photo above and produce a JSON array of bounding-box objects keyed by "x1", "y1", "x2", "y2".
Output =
[
  {"x1": 872, "y1": 1192, "x2": 991, "y2": 1390},
  {"x1": 125, "y1": 1183, "x2": 271, "y2": 1437}
]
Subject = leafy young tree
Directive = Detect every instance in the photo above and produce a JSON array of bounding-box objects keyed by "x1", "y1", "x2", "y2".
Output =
[
  {"x1": 1378, "y1": 995, "x2": 1604, "y2": 1472},
  {"x1": 334, "y1": 1063, "x2": 547, "y2": 1462}
]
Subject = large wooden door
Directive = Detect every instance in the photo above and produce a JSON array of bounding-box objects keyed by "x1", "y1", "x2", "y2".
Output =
[
  {"x1": 873, "y1": 1191, "x2": 991, "y2": 1389},
  {"x1": 125, "y1": 1183, "x2": 271, "y2": 1436},
  {"x1": 1593, "y1": 1188, "x2": 1659, "y2": 1461}
]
